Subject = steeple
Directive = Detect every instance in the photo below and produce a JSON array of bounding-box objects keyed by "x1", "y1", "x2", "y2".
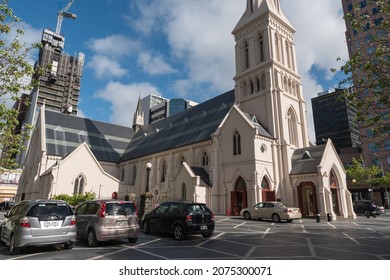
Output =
[
  {"x1": 232, "y1": 0, "x2": 309, "y2": 148},
  {"x1": 132, "y1": 95, "x2": 144, "y2": 133}
]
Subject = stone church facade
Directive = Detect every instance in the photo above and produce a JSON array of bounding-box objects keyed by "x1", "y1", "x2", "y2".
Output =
[{"x1": 16, "y1": 0, "x2": 356, "y2": 220}]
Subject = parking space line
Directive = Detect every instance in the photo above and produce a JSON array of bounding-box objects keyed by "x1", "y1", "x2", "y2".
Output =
[
  {"x1": 261, "y1": 228, "x2": 271, "y2": 238},
  {"x1": 327, "y1": 222, "x2": 337, "y2": 229},
  {"x1": 217, "y1": 218, "x2": 231, "y2": 222},
  {"x1": 342, "y1": 232, "x2": 360, "y2": 245},
  {"x1": 301, "y1": 225, "x2": 307, "y2": 233},
  {"x1": 306, "y1": 238, "x2": 317, "y2": 258},
  {"x1": 234, "y1": 221, "x2": 246, "y2": 228},
  {"x1": 196, "y1": 232, "x2": 224, "y2": 247}
]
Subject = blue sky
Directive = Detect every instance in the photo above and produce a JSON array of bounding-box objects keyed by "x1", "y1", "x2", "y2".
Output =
[{"x1": 7, "y1": 0, "x2": 348, "y2": 142}]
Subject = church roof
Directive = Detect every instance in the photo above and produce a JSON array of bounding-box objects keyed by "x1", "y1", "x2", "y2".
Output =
[
  {"x1": 120, "y1": 90, "x2": 236, "y2": 162},
  {"x1": 44, "y1": 110, "x2": 133, "y2": 162},
  {"x1": 290, "y1": 145, "x2": 326, "y2": 175},
  {"x1": 190, "y1": 166, "x2": 212, "y2": 187}
]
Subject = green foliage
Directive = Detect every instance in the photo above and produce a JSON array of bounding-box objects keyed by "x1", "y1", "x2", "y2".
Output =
[
  {"x1": 333, "y1": 0, "x2": 389, "y2": 144},
  {"x1": 346, "y1": 156, "x2": 382, "y2": 187},
  {"x1": 0, "y1": 0, "x2": 41, "y2": 169},
  {"x1": 52, "y1": 192, "x2": 96, "y2": 206}
]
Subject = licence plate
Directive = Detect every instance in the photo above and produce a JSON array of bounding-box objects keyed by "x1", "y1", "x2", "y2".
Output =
[
  {"x1": 200, "y1": 225, "x2": 208, "y2": 230},
  {"x1": 117, "y1": 221, "x2": 128, "y2": 226},
  {"x1": 44, "y1": 221, "x2": 59, "y2": 227}
]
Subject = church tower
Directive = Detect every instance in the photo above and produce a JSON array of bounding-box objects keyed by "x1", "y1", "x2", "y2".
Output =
[
  {"x1": 232, "y1": 0, "x2": 309, "y2": 149},
  {"x1": 132, "y1": 96, "x2": 144, "y2": 133}
]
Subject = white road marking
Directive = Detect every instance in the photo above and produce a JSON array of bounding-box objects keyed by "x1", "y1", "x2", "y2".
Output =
[
  {"x1": 327, "y1": 222, "x2": 337, "y2": 229},
  {"x1": 342, "y1": 232, "x2": 361, "y2": 245}
]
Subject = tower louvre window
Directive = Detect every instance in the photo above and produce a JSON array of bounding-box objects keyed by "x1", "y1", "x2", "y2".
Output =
[{"x1": 233, "y1": 131, "x2": 242, "y2": 155}]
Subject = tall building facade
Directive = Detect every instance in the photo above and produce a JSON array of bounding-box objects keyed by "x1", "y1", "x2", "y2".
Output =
[
  {"x1": 341, "y1": 0, "x2": 390, "y2": 174},
  {"x1": 311, "y1": 88, "x2": 360, "y2": 152}
]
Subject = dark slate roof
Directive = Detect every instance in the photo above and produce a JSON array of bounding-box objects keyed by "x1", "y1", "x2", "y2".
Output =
[
  {"x1": 120, "y1": 90, "x2": 236, "y2": 161},
  {"x1": 190, "y1": 166, "x2": 212, "y2": 187},
  {"x1": 290, "y1": 145, "x2": 326, "y2": 175},
  {"x1": 44, "y1": 109, "x2": 133, "y2": 162},
  {"x1": 120, "y1": 89, "x2": 273, "y2": 162}
]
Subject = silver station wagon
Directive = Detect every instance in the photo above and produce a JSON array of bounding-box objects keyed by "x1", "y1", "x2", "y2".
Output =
[
  {"x1": 0, "y1": 199, "x2": 76, "y2": 255},
  {"x1": 75, "y1": 200, "x2": 140, "y2": 246}
]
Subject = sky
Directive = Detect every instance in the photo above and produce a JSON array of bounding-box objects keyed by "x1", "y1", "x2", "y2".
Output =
[{"x1": 6, "y1": 0, "x2": 349, "y2": 142}]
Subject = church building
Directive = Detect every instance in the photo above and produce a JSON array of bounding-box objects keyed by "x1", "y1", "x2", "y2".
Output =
[{"x1": 16, "y1": 0, "x2": 356, "y2": 220}]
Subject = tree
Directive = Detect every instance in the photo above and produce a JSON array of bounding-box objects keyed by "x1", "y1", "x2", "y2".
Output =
[
  {"x1": 334, "y1": 0, "x2": 389, "y2": 144},
  {"x1": 346, "y1": 156, "x2": 382, "y2": 188},
  {"x1": 0, "y1": 0, "x2": 41, "y2": 169}
]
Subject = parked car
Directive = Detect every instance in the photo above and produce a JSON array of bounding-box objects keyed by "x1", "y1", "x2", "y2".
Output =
[
  {"x1": 0, "y1": 201, "x2": 15, "y2": 211},
  {"x1": 353, "y1": 200, "x2": 381, "y2": 216},
  {"x1": 142, "y1": 201, "x2": 215, "y2": 240},
  {"x1": 240, "y1": 201, "x2": 302, "y2": 222},
  {"x1": 75, "y1": 199, "x2": 140, "y2": 246},
  {"x1": 0, "y1": 199, "x2": 76, "y2": 255}
]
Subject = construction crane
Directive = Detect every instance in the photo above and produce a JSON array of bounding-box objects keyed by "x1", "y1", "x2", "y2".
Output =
[{"x1": 56, "y1": 0, "x2": 77, "y2": 34}]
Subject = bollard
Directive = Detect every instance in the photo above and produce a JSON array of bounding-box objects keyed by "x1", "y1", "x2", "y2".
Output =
[
  {"x1": 372, "y1": 211, "x2": 376, "y2": 218},
  {"x1": 316, "y1": 214, "x2": 321, "y2": 223},
  {"x1": 327, "y1": 213, "x2": 332, "y2": 222},
  {"x1": 366, "y1": 211, "x2": 370, "y2": 218}
]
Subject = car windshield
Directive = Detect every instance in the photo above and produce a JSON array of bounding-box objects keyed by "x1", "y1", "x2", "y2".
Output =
[
  {"x1": 105, "y1": 202, "x2": 136, "y2": 216},
  {"x1": 27, "y1": 203, "x2": 73, "y2": 220}
]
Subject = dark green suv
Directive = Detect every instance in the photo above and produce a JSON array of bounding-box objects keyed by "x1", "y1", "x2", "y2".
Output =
[{"x1": 142, "y1": 201, "x2": 214, "y2": 240}]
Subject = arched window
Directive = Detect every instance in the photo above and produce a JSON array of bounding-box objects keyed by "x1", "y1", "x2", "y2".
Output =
[
  {"x1": 259, "y1": 35, "x2": 265, "y2": 62},
  {"x1": 260, "y1": 74, "x2": 266, "y2": 90},
  {"x1": 245, "y1": 41, "x2": 249, "y2": 69},
  {"x1": 274, "y1": 33, "x2": 280, "y2": 61},
  {"x1": 287, "y1": 108, "x2": 299, "y2": 146},
  {"x1": 256, "y1": 77, "x2": 261, "y2": 92},
  {"x1": 261, "y1": 177, "x2": 270, "y2": 189},
  {"x1": 233, "y1": 131, "x2": 241, "y2": 155},
  {"x1": 285, "y1": 41, "x2": 291, "y2": 68},
  {"x1": 202, "y1": 152, "x2": 209, "y2": 166},
  {"x1": 242, "y1": 81, "x2": 248, "y2": 97},
  {"x1": 160, "y1": 160, "x2": 167, "y2": 182},
  {"x1": 120, "y1": 168, "x2": 125, "y2": 182},
  {"x1": 235, "y1": 177, "x2": 247, "y2": 191},
  {"x1": 181, "y1": 183, "x2": 187, "y2": 201},
  {"x1": 250, "y1": 79, "x2": 254, "y2": 94},
  {"x1": 131, "y1": 165, "x2": 137, "y2": 185},
  {"x1": 73, "y1": 174, "x2": 85, "y2": 195}
]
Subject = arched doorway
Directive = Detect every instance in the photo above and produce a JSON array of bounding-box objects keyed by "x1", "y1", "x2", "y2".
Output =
[
  {"x1": 261, "y1": 177, "x2": 276, "y2": 201},
  {"x1": 298, "y1": 182, "x2": 318, "y2": 217},
  {"x1": 231, "y1": 177, "x2": 247, "y2": 215},
  {"x1": 330, "y1": 170, "x2": 340, "y2": 216}
]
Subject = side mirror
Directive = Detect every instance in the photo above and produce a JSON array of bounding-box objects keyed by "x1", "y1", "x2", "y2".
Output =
[{"x1": 3, "y1": 211, "x2": 9, "y2": 218}]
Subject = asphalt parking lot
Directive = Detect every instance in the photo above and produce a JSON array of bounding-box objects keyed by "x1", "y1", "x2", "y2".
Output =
[{"x1": 1, "y1": 212, "x2": 390, "y2": 260}]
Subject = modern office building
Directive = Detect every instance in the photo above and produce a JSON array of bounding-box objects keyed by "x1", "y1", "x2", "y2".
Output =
[
  {"x1": 341, "y1": 0, "x2": 389, "y2": 206},
  {"x1": 311, "y1": 88, "x2": 360, "y2": 153}
]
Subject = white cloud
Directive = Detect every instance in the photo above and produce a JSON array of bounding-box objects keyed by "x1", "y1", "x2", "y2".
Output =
[
  {"x1": 94, "y1": 81, "x2": 161, "y2": 126},
  {"x1": 87, "y1": 55, "x2": 127, "y2": 79},
  {"x1": 137, "y1": 52, "x2": 176, "y2": 75},
  {"x1": 87, "y1": 34, "x2": 142, "y2": 57}
]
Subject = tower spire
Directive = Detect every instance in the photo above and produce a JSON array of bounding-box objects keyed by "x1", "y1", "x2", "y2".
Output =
[{"x1": 132, "y1": 94, "x2": 144, "y2": 133}]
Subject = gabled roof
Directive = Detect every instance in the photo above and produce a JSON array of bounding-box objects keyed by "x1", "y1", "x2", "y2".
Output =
[
  {"x1": 290, "y1": 144, "x2": 326, "y2": 175},
  {"x1": 44, "y1": 110, "x2": 133, "y2": 162},
  {"x1": 190, "y1": 166, "x2": 212, "y2": 187},
  {"x1": 120, "y1": 90, "x2": 236, "y2": 161}
]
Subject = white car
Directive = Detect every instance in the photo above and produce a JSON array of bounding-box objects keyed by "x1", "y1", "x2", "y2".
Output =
[{"x1": 240, "y1": 201, "x2": 302, "y2": 223}]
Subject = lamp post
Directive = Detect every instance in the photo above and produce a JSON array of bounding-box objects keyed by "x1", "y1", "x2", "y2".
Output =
[{"x1": 145, "y1": 162, "x2": 152, "y2": 193}]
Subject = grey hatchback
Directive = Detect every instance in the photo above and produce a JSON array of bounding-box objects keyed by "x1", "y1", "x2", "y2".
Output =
[
  {"x1": 0, "y1": 199, "x2": 76, "y2": 255},
  {"x1": 75, "y1": 200, "x2": 140, "y2": 246}
]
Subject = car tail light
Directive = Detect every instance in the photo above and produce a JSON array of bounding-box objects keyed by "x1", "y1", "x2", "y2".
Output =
[
  {"x1": 20, "y1": 217, "x2": 30, "y2": 228},
  {"x1": 99, "y1": 202, "x2": 106, "y2": 218},
  {"x1": 211, "y1": 212, "x2": 214, "y2": 220},
  {"x1": 70, "y1": 215, "x2": 76, "y2": 226},
  {"x1": 186, "y1": 214, "x2": 192, "y2": 222},
  {"x1": 285, "y1": 209, "x2": 293, "y2": 213}
]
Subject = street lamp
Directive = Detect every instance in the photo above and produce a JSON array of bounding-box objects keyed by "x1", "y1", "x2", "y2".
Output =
[{"x1": 145, "y1": 162, "x2": 152, "y2": 193}]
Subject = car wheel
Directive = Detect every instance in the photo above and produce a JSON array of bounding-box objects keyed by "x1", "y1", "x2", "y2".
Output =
[
  {"x1": 272, "y1": 213, "x2": 281, "y2": 223},
  {"x1": 286, "y1": 219, "x2": 293, "y2": 223},
  {"x1": 243, "y1": 211, "x2": 251, "y2": 220},
  {"x1": 87, "y1": 230, "x2": 99, "y2": 247},
  {"x1": 9, "y1": 234, "x2": 21, "y2": 255},
  {"x1": 143, "y1": 221, "x2": 150, "y2": 234},
  {"x1": 173, "y1": 224, "x2": 185, "y2": 240},
  {"x1": 64, "y1": 241, "x2": 75, "y2": 249},
  {"x1": 128, "y1": 237, "x2": 138, "y2": 243},
  {"x1": 202, "y1": 231, "x2": 213, "y2": 238}
]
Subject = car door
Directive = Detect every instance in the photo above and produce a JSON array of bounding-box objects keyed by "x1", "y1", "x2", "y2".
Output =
[
  {"x1": 1, "y1": 204, "x2": 25, "y2": 244},
  {"x1": 251, "y1": 202, "x2": 265, "y2": 219},
  {"x1": 75, "y1": 203, "x2": 89, "y2": 238}
]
